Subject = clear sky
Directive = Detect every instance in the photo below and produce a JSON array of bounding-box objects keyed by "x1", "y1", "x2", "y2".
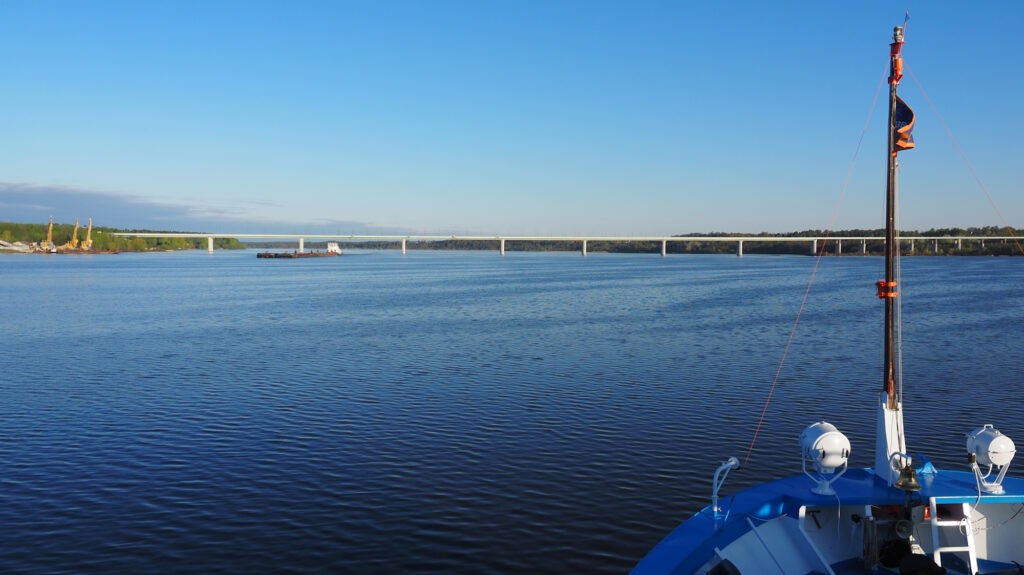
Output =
[{"x1": 1, "y1": 1, "x2": 1022, "y2": 234}]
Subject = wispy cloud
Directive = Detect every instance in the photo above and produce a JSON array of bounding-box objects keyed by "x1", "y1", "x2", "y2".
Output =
[
  {"x1": 0, "y1": 200, "x2": 54, "y2": 212},
  {"x1": 0, "y1": 182, "x2": 414, "y2": 234}
]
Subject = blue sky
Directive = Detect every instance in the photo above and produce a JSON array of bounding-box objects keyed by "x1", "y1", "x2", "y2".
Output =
[{"x1": 1, "y1": 1, "x2": 1022, "y2": 234}]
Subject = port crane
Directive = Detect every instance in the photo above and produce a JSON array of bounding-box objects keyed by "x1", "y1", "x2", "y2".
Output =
[
  {"x1": 40, "y1": 216, "x2": 56, "y2": 252},
  {"x1": 82, "y1": 218, "x2": 93, "y2": 250},
  {"x1": 62, "y1": 218, "x2": 80, "y2": 251}
]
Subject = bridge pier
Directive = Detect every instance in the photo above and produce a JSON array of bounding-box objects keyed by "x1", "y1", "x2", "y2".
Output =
[
  {"x1": 981, "y1": 239, "x2": 986, "y2": 249},
  {"x1": 208, "y1": 236, "x2": 214, "y2": 253},
  {"x1": 402, "y1": 238, "x2": 407, "y2": 255},
  {"x1": 861, "y1": 239, "x2": 866, "y2": 254},
  {"x1": 737, "y1": 240, "x2": 743, "y2": 257},
  {"x1": 500, "y1": 238, "x2": 505, "y2": 256},
  {"x1": 811, "y1": 239, "x2": 818, "y2": 255},
  {"x1": 836, "y1": 239, "x2": 842, "y2": 256},
  {"x1": 957, "y1": 239, "x2": 962, "y2": 251},
  {"x1": 299, "y1": 237, "x2": 304, "y2": 254},
  {"x1": 933, "y1": 239, "x2": 938, "y2": 253},
  {"x1": 661, "y1": 239, "x2": 666, "y2": 257},
  {"x1": 909, "y1": 239, "x2": 914, "y2": 254},
  {"x1": 582, "y1": 239, "x2": 588, "y2": 257}
]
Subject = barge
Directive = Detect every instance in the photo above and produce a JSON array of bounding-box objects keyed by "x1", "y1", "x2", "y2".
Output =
[{"x1": 257, "y1": 242, "x2": 342, "y2": 259}]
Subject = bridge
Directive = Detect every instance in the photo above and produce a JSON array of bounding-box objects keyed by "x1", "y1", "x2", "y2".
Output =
[{"x1": 112, "y1": 233, "x2": 1019, "y2": 257}]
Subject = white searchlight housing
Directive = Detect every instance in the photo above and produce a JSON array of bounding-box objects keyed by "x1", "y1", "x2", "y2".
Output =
[
  {"x1": 967, "y1": 424, "x2": 1016, "y2": 494},
  {"x1": 800, "y1": 421, "x2": 851, "y2": 495}
]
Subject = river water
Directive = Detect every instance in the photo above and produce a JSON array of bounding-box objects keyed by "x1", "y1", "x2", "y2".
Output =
[{"x1": 1, "y1": 250, "x2": 1022, "y2": 573}]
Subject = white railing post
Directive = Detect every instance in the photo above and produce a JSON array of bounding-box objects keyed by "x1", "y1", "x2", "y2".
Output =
[{"x1": 712, "y1": 457, "x2": 740, "y2": 519}]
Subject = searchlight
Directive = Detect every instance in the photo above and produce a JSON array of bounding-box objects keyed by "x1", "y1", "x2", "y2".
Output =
[
  {"x1": 967, "y1": 424, "x2": 1016, "y2": 494},
  {"x1": 800, "y1": 421, "x2": 851, "y2": 496}
]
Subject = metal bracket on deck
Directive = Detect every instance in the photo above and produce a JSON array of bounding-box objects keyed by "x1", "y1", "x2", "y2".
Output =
[{"x1": 712, "y1": 457, "x2": 740, "y2": 519}]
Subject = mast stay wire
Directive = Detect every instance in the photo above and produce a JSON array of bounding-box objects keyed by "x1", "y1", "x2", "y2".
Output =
[
  {"x1": 906, "y1": 67, "x2": 1024, "y2": 257},
  {"x1": 895, "y1": 166, "x2": 905, "y2": 441},
  {"x1": 743, "y1": 62, "x2": 889, "y2": 466}
]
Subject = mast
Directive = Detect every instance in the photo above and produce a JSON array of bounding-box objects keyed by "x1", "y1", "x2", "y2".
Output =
[
  {"x1": 883, "y1": 25, "x2": 904, "y2": 410},
  {"x1": 875, "y1": 24, "x2": 911, "y2": 485}
]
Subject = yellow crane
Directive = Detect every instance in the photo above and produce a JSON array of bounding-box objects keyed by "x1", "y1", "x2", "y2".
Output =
[
  {"x1": 82, "y1": 218, "x2": 93, "y2": 250},
  {"x1": 40, "y1": 216, "x2": 55, "y2": 251},
  {"x1": 63, "y1": 218, "x2": 80, "y2": 250}
]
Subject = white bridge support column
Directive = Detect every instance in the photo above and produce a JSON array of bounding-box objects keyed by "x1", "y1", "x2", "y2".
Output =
[
  {"x1": 933, "y1": 239, "x2": 939, "y2": 253},
  {"x1": 837, "y1": 239, "x2": 842, "y2": 256},
  {"x1": 299, "y1": 237, "x2": 305, "y2": 254},
  {"x1": 661, "y1": 240, "x2": 667, "y2": 257},
  {"x1": 957, "y1": 238, "x2": 962, "y2": 251},
  {"x1": 500, "y1": 238, "x2": 505, "y2": 256},
  {"x1": 909, "y1": 239, "x2": 914, "y2": 254},
  {"x1": 981, "y1": 239, "x2": 986, "y2": 249},
  {"x1": 861, "y1": 239, "x2": 867, "y2": 254},
  {"x1": 582, "y1": 239, "x2": 588, "y2": 257},
  {"x1": 811, "y1": 239, "x2": 818, "y2": 255},
  {"x1": 401, "y1": 238, "x2": 407, "y2": 255},
  {"x1": 737, "y1": 240, "x2": 743, "y2": 257},
  {"x1": 207, "y1": 236, "x2": 214, "y2": 253}
]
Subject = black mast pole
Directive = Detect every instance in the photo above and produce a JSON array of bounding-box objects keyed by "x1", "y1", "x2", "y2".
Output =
[{"x1": 883, "y1": 26, "x2": 905, "y2": 410}]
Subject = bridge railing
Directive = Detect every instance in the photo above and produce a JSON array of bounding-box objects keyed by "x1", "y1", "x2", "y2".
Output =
[{"x1": 113, "y1": 232, "x2": 1016, "y2": 256}]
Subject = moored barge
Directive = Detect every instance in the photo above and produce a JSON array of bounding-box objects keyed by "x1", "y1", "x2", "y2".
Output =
[{"x1": 257, "y1": 242, "x2": 342, "y2": 259}]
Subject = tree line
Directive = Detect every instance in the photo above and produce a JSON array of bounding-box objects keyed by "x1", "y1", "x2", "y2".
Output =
[
  {"x1": 303, "y1": 227, "x2": 1024, "y2": 256},
  {"x1": 0, "y1": 222, "x2": 244, "y2": 252},
  {"x1": 5, "y1": 221, "x2": 1020, "y2": 255}
]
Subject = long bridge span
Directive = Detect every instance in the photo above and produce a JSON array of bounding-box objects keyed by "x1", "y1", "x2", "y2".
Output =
[{"x1": 112, "y1": 233, "x2": 1018, "y2": 257}]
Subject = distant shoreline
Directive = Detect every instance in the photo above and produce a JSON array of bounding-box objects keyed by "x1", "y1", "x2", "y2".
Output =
[
  {"x1": 3, "y1": 221, "x2": 1022, "y2": 256},
  {"x1": 247, "y1": 236, "x2": 1021, "y2": 256},
  {"x1": 0, "y1": 221, "x2": 245, "y2": 253}
]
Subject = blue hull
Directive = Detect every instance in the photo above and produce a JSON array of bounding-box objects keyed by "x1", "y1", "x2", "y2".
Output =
[{"x1": 632, "y1": 468, "x2": 1024, "y2": 574}]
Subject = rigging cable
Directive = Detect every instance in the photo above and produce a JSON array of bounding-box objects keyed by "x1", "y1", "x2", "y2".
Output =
[
  {"x1": 894, "y1": 17, "x2": 907, "y2": 424},
  {"x1": 743, "y1": 62, "x2": 889, "y2": 465},
  {"x1": 907, "y1": 67, "x2": 1024, "y2": 256},
  {"x1": 894, "y1": 165, "x2": 905, "y2": 443}
]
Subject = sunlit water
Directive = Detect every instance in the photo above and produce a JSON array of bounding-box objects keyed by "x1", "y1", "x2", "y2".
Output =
[{"x1": 1, "y1": 250, "x2": 1022, "y2": 573}]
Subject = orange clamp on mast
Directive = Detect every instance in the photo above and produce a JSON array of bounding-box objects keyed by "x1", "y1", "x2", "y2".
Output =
[{"x1": 876, "y1": 280, "x2": 898, "y2": 299}]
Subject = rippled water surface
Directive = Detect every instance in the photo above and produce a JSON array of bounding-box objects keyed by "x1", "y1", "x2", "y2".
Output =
[{"x1": 2, "y1": 250, "x2": 1022, "y2": 573}]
